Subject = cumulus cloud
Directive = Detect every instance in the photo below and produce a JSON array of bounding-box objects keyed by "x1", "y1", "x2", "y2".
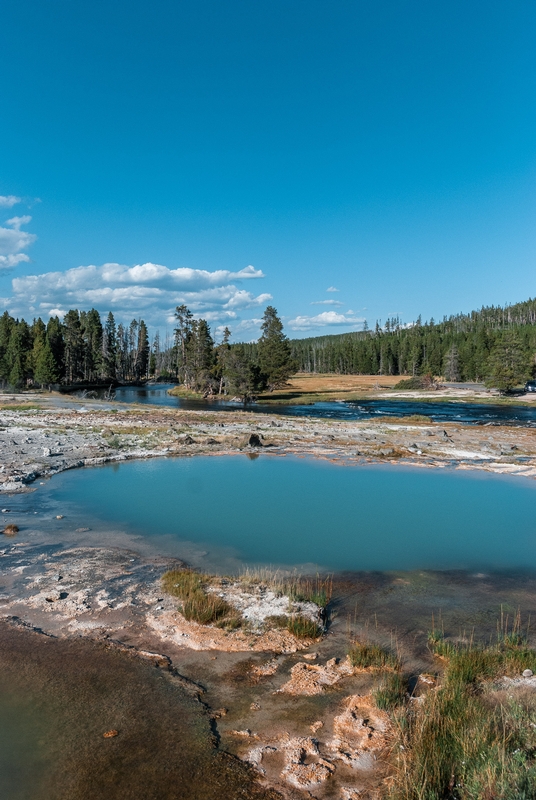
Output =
[
  {"x1": 0, "y1": 214, "x2": 36, "y2": 269},
  {"x1": 310, "y1": 299, "x2": 344, "y2": 306},
  {"x1": 326, "y1": 286, "x2": 339, "y2": 292},
  {"x1": 8, "y1": 261, "x2": 271, "y2": 331},
  {"x1": 0, "y1": 195, "x2": 22, "y2": 208},
  {"x1": 287, "y1": 310, "x2": 365, "y2": 332}
]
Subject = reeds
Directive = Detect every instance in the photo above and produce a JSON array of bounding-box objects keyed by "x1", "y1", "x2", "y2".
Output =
[
  {"x1": 265, "y1": 613, "x2": 322, "y2": 639},
  {"x1": 239, "y1": 567, "x2": 333, "y2": 609},
  {"x1": 349, "y1": 641, "x2": 400, "y2": 670},
  {"x1": 161, "y1": 569, "x2": 232, "y2": 625},
  {"x1": 390, "y1": 622, "x2": 536, "y2": 800}
]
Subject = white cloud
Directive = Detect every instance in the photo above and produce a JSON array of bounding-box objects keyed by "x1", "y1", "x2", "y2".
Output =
[
  {"x1": 288, "y1": 311, "x2": 365, "y2": 332},
  {"x1": 0, "y1": 214, "x2": 36, "y2": 270},
  {"x1": 326, "y1": 286, "x2": 339, "y2": 292},
  {"x1": 310, "y1": 299, "x2": 344, "y2": 306},
  {"x1": 0, "y1": 195, "x2": 22, "y2": 208},
  {"x1": 7, "y1": 261, "x2": 271, "y2": 333}
]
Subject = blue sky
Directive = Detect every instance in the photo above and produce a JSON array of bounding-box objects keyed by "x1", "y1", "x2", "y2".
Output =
[{"x1": 1, "y1": 0, "x2": 536, "y2": 340}]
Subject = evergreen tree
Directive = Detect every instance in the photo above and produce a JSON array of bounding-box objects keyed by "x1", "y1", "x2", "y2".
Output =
[
  {"x1": 215, "y1": 326, "x2": 231, "y2": 394},
  {"x1": 80, "y1": 308, "x2": 103, "y2": 381},
  {"x1": 185, "y1": 319, "x2": 215, "y2": 392},
  {"x1": 63, "y1": 310, "x2": 84, "y2": 383},
  {"x1": 7, "y1": 320, "x2": 31, "y2": 388},
  {"x1": 102, "y1": 311, "x2": 117, "y2": 379},
  {"x1": 174, "y1": 305, "x2": 193, "y2": 384},
  {"x1": 223, "y1": 344, "x2": 266, "y2": 405},
  {"x1": 258, "y1": 306, "x2": 295, "y2": 390},
  {"x1": 485, "y1": 331, "x2": 531, "y2": 392},
  {"x1": 135, "y1": 319, "x2": 150, "y2": 380},
  {"x1": 0, "y1": 311, "x2": 16, "y2": 383},
  {"x1": 46, "y1": 316, "x2": 64, "y2": 378},
  {"x1": 34, "y1": 338, "x2": 59, "y2": 387}
]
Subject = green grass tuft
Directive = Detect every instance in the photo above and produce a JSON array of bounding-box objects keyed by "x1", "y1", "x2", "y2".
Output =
[
  {"x1": 161, "y1": 569, "x2": 232, "y2": 625},
  {"x1": 349, "y1": 642, "x2": 400, "y2": 670},
  {"x1": 390, "y1": 637, "x2": 536, "y2": 800},
  {"x1": 374, "y1": 672, "x2": 407, "y2": 711}
]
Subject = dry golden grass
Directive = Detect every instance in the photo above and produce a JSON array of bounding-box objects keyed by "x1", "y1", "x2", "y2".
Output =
[{"x1": 257, "y1": 373, "x2": 401, "y2": 404}]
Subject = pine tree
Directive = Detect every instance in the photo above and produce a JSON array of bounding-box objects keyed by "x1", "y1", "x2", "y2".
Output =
[
  {"x1": 485, "y1": 331, "x2": 531, "y2": 392},
  {"x1": 135, "y1": 320, "x2": 150, "y2": 380},
  {"x1": 6, "y1": 320, "x2": 31, "y2": 388},
  {"x1": 223, "y1": 344, "x2": 266, "y2": 405},
  {"x1": 174, "y1": 305, "x2": 193, "y2": 384},
  {"x1": 63, "y1": 310, "x2": 84, "y2": 384},
  {"x1": 215, "y1": 327, "x2": 231, "y2": 394},
  {"x1": 34, "y1": 338, "x2": 59, "y2": 387},
  {"x1": 46, "y1": 316, "x2": 64, "y2": 379},
  {"x1": 102, "y1": 311, "x2": 117, "y2": 379},
  {"x1": 258, "y1": 306, "x2": 295, "y2": 390}
]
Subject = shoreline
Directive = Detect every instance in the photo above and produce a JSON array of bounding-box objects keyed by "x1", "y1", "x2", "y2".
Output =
[
  {"x1": 2, "y1": 392, "x2": 536, "y2": 494},
  {"x1": 3, "y1": 393, "x2": 536, "y2": 797}
]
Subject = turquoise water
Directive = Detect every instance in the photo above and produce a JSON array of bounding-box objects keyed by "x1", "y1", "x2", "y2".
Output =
[{"x1": 30, "y1": 455, "x2": 536, "y2": 573}]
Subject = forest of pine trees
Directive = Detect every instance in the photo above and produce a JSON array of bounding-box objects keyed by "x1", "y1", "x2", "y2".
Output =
[
  {"x1": 0, "y1": 309, "x2": 159, "y2": 389},
  {"x1": 2, "y1": 296, "x2": 536, "y2": 392},
  {"x1": 283, "y1": 298, "x2": 536, "y2": 385}
]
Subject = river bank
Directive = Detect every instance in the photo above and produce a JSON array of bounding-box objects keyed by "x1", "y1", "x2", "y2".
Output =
[{"x1": 1, "y1": 392, "x2": 536, "y2": 494}]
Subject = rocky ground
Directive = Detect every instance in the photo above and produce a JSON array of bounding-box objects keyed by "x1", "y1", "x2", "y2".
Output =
[
  {"x1": 2, "y1": 391, "x2": 536, "y2": 798},
  {"x1": 1, "y1": 391, "x2": 536, "y2": 493}
]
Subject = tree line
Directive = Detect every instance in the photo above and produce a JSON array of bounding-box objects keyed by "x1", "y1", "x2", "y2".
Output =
[
  {"x1": 283, "y1": 298, "x2": 536, "y2": 390},
  {"x1": 0, "y1": 309, "x2": 155, "y2": 389},
  {"x1": 0, "y1": 304, "x2": 296, "y2": 400},
  {"x1": 2, "y1": 296, "x2": 536, "y2": 394}
]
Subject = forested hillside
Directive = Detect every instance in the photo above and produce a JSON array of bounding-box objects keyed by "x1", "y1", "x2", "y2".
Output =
[{"x1": 284, "y1": 298, "x2": 536, "y2": 382}]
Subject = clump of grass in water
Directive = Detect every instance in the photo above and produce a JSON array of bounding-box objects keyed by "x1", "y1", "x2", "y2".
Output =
[
  {"x1": 3, "y1": 523, "x2": 19, "y2": 536},
  {"x1": 349, "y1": 642, "x2": 400, "y2": 670},
  {"x1": 374, "y1": 672, "x2": 407, "y2": 711},
  {"x1": 239, "y1": 567, "x2": 333, "y2": 609},
  {"x1": 390, "y1": 630, "x2": 536, "y2": 799},
  {"x1": 265, "y1": 614, "x2": 322, "y2": 639},
  {"x1": 161, "y1": 569, "x2": 232, "y2": 626}
]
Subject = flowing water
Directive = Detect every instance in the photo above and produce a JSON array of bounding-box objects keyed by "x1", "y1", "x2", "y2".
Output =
[
  {"x1": 82, "y1": 384, "x2": 536, "y2": 426},
  {"x1": 11, "y1": 455, "x2": 536, "y2": 574}
]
